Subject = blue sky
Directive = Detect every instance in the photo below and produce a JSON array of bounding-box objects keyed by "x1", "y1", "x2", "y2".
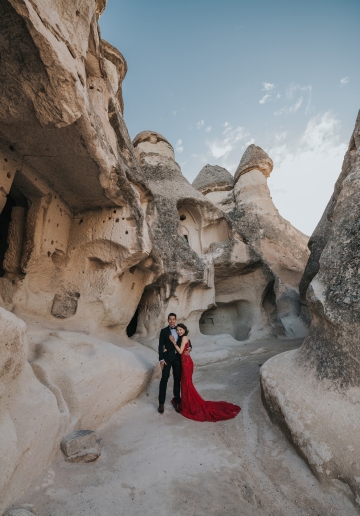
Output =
[{"x1": 100, "y1": 0, "x2": 359, "y2": 235}]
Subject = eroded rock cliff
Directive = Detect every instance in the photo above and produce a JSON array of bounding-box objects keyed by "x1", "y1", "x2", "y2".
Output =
[{"x1": 261, "y1": 111, "x2": 360, "y2": 501}]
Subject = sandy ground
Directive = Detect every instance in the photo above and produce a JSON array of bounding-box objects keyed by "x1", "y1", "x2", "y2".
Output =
[{"x1": 13, "y1": 337, "x2": 359, "y2": 516}]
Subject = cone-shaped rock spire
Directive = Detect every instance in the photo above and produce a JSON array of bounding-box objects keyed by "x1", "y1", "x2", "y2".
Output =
[
  {"x1": 192, "y1": 164, "x2": 234, "y2": 195},
  {"x1": 234, "y1": 144, "x2": 273, "y2": 183}
]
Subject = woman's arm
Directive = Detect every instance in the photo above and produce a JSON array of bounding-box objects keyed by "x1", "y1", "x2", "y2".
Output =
[{"x1": 172, "y1": 336, "x2": 188, "y2": 354}]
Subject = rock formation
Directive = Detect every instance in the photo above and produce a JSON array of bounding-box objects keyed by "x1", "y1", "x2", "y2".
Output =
[
  {"x1": 193, "y1": 146, "x2": 310, "y2": 340},
  {"x1": 261, "y1": 111, "x2": 360, "y2": 501},
  {"x1": 0, "y1": 0, "x2": 310, "y2": 512}
]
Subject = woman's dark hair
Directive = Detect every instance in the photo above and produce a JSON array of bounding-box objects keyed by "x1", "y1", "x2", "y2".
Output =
[{"x1": 176, "y1": 323, "x2": 189, "y2": 336}]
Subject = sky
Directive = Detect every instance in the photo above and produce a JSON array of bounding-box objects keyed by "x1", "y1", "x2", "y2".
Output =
[{"x1": 100, "y1": 0, "x2": 359, "y2": 236}]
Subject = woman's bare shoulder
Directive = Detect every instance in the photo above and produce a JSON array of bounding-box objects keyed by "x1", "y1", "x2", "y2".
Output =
[{"x1": 182, "y1": 336, "x2": 189, "y2": 343}]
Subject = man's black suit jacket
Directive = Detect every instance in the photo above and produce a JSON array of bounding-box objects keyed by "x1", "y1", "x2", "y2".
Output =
[
  {"x1": 158, "y1": 326, "x2": 192, "y2": 363},
  {"x1": 158, "y1": 326, "x2": 178, "y2": 363}
]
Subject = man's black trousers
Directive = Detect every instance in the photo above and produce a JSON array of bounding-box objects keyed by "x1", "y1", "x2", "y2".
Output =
[{"x1": 158, "y1": 357, "x2": 181, "y2": 404}]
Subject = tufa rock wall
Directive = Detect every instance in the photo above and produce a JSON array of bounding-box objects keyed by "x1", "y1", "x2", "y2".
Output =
[{"x1": 261, "y1": 111, "x2": 360, "y2": 501}]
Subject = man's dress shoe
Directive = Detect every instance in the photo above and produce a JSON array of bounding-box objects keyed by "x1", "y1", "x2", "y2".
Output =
[
  {"x1": 158, "y1": 403, "x2": 164, "y2": 414},
  {"x1": 175, "y1": 403, "x2": 181, "y2": 413}
]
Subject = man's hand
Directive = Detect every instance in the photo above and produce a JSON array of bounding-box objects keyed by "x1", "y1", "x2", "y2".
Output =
[
  {"x1": 183, "y1": 346, "x2": 192, "y2": 356},
  {"x1": 160, "y1": 359, "x2": 167, "y2": 370}
]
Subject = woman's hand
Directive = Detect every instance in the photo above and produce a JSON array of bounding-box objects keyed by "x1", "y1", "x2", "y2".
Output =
[{"x1": 169, "y1": 335, "x2": 176, "y2": 344}]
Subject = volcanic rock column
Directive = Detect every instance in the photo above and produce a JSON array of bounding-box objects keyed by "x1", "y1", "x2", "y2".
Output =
[{"x1": 233, "y1": 145, "x2": 310, "y2": 338}]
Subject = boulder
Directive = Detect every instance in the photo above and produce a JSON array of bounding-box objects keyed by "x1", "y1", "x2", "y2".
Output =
[
  {"x1": 61, "y1": 429, "x2": 102, "y2": 463},
  {"x1": 0, "y1": 308, "x2": 62, "y2": 515},
  {"x1": 60, "y1": 430, "x2": 97, "y2": 457}
]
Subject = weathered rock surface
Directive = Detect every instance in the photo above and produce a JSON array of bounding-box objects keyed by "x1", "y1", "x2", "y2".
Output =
[
  {"x1": 193, "y1": 146, "x2": 310, "y2": 340},
  {"x1": 0, "y1": 308, "x2": 62, "y2": 514},
  {"x1": 192, "y1": 164, "x2": 234, "y2": 195},
  {"x1": 63, "y1": 434, "x2": 103, "y2": 463},
  {"x1": 0, "y1": 0, "x2": 156, "y2": 510},
  {"x1": 261, "y1": 110, "x2": 360, "y2": 500},
  {"x1": 234, "y1": 143, "x2": 273, "y2": 181},
  {"x1": 61, "y1": 430, "x2": 97, "y2": 457},
  {"x1": 0, "y1": 0, "x2": 311, "y2": 511},
  {"x1": 4, "y1": 510, "x2": 33, "y2": 516}
]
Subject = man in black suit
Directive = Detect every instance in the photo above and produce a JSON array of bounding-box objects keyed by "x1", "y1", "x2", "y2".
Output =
[{"x1": 158, "y1": 313, "x2": 182, "y2": 414}]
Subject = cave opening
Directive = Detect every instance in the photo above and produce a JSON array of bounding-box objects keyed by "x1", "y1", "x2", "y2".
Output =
[
  {"x1": 126, "y1": 306, "x2": 139, "y2": 337},
  {"x1": 199, "y1": 300, "x2": 252, "y2": 341},
  {"x1": 0, "y1": 183, "x2": 28, "y2": 277},
  {"x1": 262, "y1": 280, "x2": 284, "y2": 335},
  {"x1": 0, "y1": 194, "x2": 16, "y2": 276}
]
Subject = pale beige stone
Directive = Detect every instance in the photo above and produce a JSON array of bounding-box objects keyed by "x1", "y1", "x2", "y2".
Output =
[
  {"x1": 0, "y1": 309, "x2": 62, "y2": 515},
  {"x1": 261, "y1": 110, "x2": 360, "y2": 500}
]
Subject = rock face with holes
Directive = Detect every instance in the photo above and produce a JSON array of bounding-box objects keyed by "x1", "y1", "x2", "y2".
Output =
[
  {"x1": 193, "y1": 144, "x2": 310, "y2": 340},
  {"x1": 260, "y1": 110, "x2": 360, "y2": 500},
  {"x1": 131, "y1": 130, "x2": 249, "y2": 342},
  {"x1": 0, "y1": 1, "x2": 157, "y2": 511}
]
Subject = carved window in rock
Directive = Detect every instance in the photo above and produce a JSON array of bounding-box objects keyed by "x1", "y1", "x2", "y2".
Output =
[
  {"x1": 199, "y1": 301, "x2": 252, "y2": 341},
  {"x1": 177, "y1": 205, "x2": 202, "y2": 254},
  {"x1": 201, "y1": 218, "x2": 230, "y2": 252},
  {"x1": 177, "y1": 203, "x2": 230, "y2": 255}
]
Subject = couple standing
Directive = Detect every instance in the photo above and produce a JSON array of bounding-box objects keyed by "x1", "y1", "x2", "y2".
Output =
[{"x1": 158, "y1": 313, "x2": 241, "y2": 422}]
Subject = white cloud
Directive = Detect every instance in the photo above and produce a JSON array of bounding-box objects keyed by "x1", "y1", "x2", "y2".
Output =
[
  {"x1": 267, "y1": 112, "x2": 347, "y2": 235},
  {"x1": 275, "y1": 132, "x2": 287, "y2": 142},
  {"x1": 172, "y1": 110, "x2": 177, "y2": 116},
  {"x1": 223, "y1": 122, "x2": 233, "y2": 134},
  {"x1": 292, "y1": 97, "x2": 303, "y2": 112},
  {"x1": 197, "y1": 120, "x2": 204, "y2": 129},
  {"x1": 275, "y1": 96, "x2": 304, "y2": 115},
  {"x1": 205, "y1": 126, "x2": 212, "y2": 132},
  {"x1": 276, "y1": 93, "x2": 281, "y2": 99},
  {"x1": 282, "y1": 83, "x2": 312, "y2": 114},
  {"x1": 263, "y1": 82, "x2": 275, "y2": 91},
  {"x1": 259, "y1": 94, "x2": 271, "y2": 104},
  {"x1": 245, "y1": 138, "x2": 255, "y2": 146},
  {"x1": 175, "y1": 139, "x2": 184, "y2": 153},
  {"x1": 340, "y1": 76, "x2": 349, "y2": 86},
  {"x1": 301, "y1": 111, "x2": 341, "y2": 150},
  {"x1": 207, "y1": 126, "x2": 248, "y2": 159},
  {"x1": 286, "y1": 83, "x2": 311, "y2": 99}
]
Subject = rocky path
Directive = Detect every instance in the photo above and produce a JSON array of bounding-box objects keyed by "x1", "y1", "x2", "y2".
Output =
[{"x1": 15, "y1": 338, "x2": 358, "y2": 515}]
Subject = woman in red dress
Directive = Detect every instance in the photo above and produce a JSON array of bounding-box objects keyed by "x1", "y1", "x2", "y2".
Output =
[{"x1": 170, "y1": 323, "x2": 241, "y2": 422}]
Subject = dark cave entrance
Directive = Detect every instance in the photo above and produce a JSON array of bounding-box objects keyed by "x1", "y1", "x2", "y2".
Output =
[
  {"x1": 126, "y1": 307, "x2": 139, "y2": 337},
  {"x1": 0, "y1": 183, "x2": 28, "y2": 277},
  {"x1": 0, "y1": 194, "x2": 16, "y2": 276},
  {"x1": 262, "y1": 279, "x2": 284, "y2": 335}
]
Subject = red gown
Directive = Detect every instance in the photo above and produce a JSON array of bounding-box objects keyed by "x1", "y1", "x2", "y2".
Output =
[{"x1": 173, "y1": 341, "x2": 241, "y2": 422}]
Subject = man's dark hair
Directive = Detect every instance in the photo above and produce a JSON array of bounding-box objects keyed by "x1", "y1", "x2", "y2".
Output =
[{"x1": 168, "y1": 312, "x2": 177, "y2": 320}]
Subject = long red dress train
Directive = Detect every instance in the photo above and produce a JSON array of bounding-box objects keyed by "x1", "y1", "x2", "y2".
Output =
[{"x1": 173, "y1": 341, "x2": 241, "y2": 422}]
